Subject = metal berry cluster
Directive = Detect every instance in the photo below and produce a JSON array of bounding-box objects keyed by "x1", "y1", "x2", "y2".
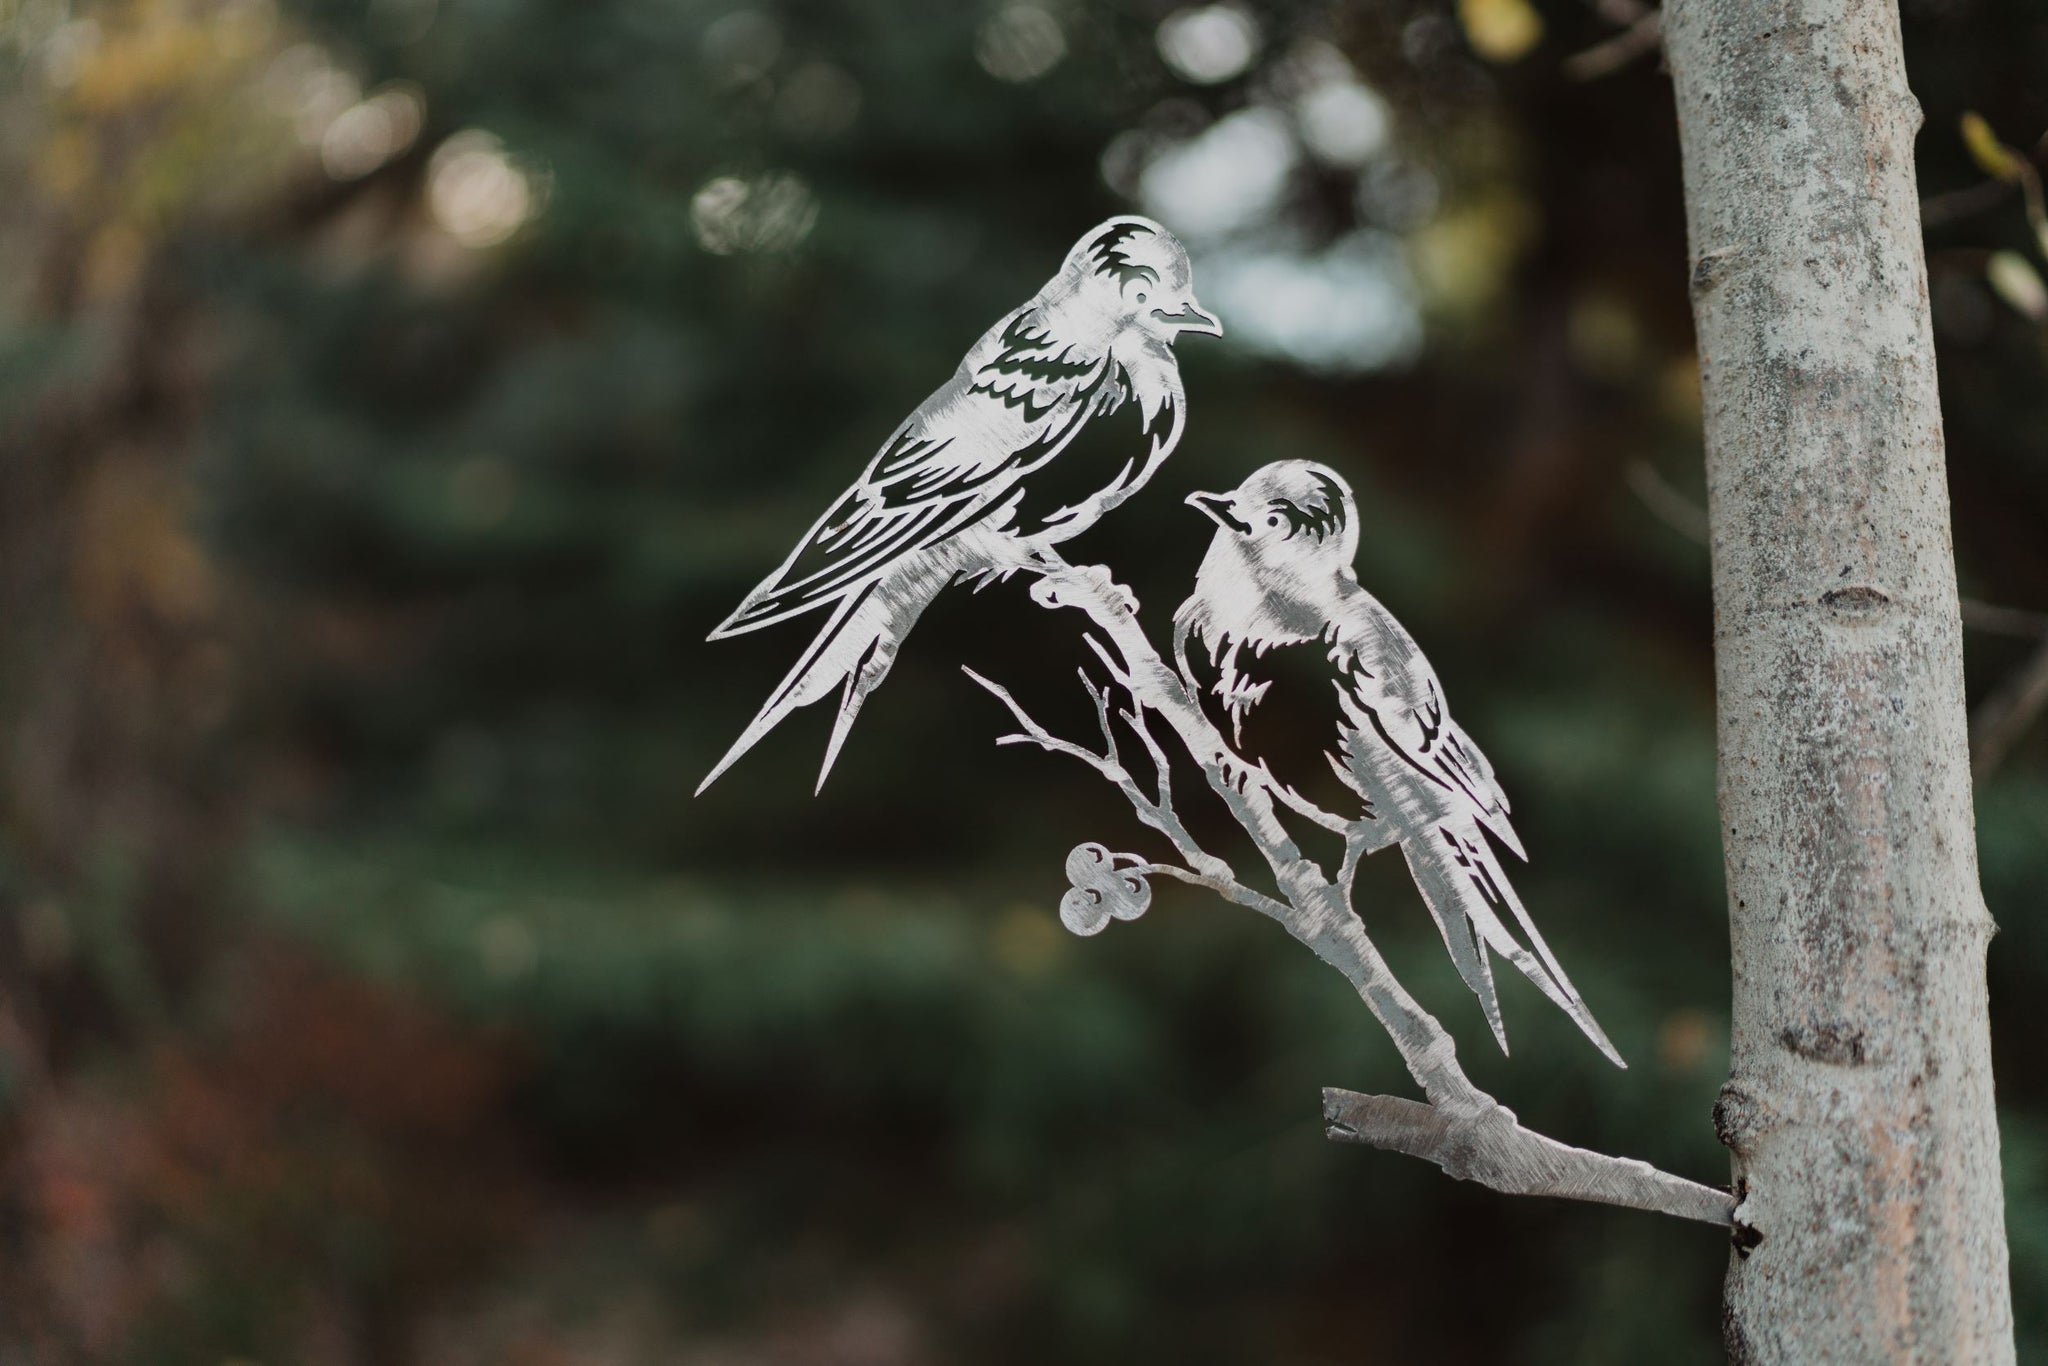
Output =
[{"x1": 1058, "y1": 842, "x2": 1152, "y2": 936}]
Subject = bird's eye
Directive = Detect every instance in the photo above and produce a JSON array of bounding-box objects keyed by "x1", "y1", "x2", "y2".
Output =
[
  {"x1": 1267, "y1": 515, "x2": 1281, "y2": 529},
  {"x1": 1135, "y1": 291, "x2": 1147, "y2": 303}
]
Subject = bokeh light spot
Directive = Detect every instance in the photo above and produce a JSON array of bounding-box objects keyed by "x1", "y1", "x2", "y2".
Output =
[
  {"x1": 319, "y1": 84, "x2": 424, "y2": 180},
  {"x1": 995, "y1": 903, "x2": 1063, "y2": 975},
  {"x1": 1201, "y1": 231, "x2": 1423, "y2": 373},
  {"x1": 1656, "y1": 1010, "x2": 1715, "y2": 1072},
  {"x1": 1155, "y1": 5, "x2": 1261, "y2": 85},
  {"x1": 975, "y1": 4, "x2": 1066, "y2": 84},
  {"x1": 1566, "y1": 292, "x2": 1643, "y2": 383},
  {"x1": 38, "y1": 18, "x2": 100, "y2": 87},
  {"x1": 427, "y1": 130, "x2": 542, "y2": 248},
  {"x1": 1458, "y1": 0, "x2": 1544, "y2": 63},
  {"x1": 689, "y1": 172, "x2": 819, "y2": 255},
  {"x1": 264, "y1": 43, "x2": 362, "y2": 147},
  {"x1": 1138, "y1": 107, "x2": 1296, "y2": 240},
  {"x1": 1988, "y1": 249, "x2": 2048, "y2": 322},
  {"x1": 1297, "y1": 77, "x2": 1390, "y2": 167},
  {"x1": 702, "y1": 9, "x2": 782, "y2": 86}
]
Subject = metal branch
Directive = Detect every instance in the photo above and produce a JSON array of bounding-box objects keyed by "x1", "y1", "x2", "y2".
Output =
[
  {"x1": 964, "y1": 666, "x2": 1125, "y2": 780},
  {"x1": 1081, "y1": 631, "x2": 1136, "y2": 692},
  {"x1": 963, "y1": 664, "x2": 1223, "y2": 879},
  {"x1": 1119, "y1": 704, "x2": 1176, "y2": 811},
  {"x1": 1081, "y1": 668, "x2": 1121, "y2": 763},
  {"x1": 1133, "y1": 860, "x2": 1292, "y2": 920},
  {"x1": 1323, "y1": 1090, "x2": 1736, "y2": 1226},
  {"x1": 1336, "y1": 824, "x2": 1376, "y2": 903},
  {"x1": 1240, "y1": 755, "x2": 1353, "y2": 838},
  {"x1": 990, "y1": 558, "x2": 1732, "y2": 1229}
]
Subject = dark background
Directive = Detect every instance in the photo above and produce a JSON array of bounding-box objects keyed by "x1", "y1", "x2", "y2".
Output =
[{"x1": 2, "y1": 0, "x2": 2044, "y2": 1360}]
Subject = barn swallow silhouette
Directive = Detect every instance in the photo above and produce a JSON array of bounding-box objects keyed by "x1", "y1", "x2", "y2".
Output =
[
  {"x1": 699, "y1": 216, "x2": 1220, "y2": 794},
  {"x1": 1174, "y1": 461, "x2": 1623, "y2": 1066}
]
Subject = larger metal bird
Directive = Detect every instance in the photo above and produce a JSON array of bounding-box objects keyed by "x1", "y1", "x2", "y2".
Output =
[
  {"x1": 699, "y1": 216, "x2": 1219, "y2": 794},
  {"x1": 1173, "y1": 461, "x2": 1623, "y2": 1066}
]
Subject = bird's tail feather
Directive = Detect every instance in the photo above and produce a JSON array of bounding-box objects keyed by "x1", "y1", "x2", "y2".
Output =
[
  {"x1": 1403, "y1": 841, "x2": 1510, "y2": 1055},
  {"x1": 696, "y1": 586, "x2": 870, "y2": 796},
  {"x1": 815, "y1": 631, "x2": 889, "y2": 794},
  {"x1": 696, "y1": 562, "x2": 949, "y2": 796},
  {"x1": 1402, "y1": 822, "x2": 1624, "y2": 1068}
]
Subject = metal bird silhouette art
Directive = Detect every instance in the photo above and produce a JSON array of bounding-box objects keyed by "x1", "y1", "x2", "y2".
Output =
[
  {"x1": 698, "y1": 216, "x2": 1220, "y2": 794},
  {"x1": 941, "y1": 453, "x2": 1730, "y2": 1221},
  {"x1": 1174, "y1": 461, "x2": 1623, "y2": 1066},
  {"x1": 706, "y1": 297, "x2": 1719, "y2": 1214}
]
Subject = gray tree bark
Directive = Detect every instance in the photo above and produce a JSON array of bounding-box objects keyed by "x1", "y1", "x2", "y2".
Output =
[{"x1": 1663, "y1": 0, "x2": 2016, "y2": 1360}]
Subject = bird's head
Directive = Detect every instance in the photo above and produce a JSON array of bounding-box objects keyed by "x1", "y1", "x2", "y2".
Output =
[
  {"x1": 1186, "y1": 461, "x2": 1360, "y2": 586},
  {"x1": 1054, "y1": 216, "x2": 1221, "y2": 344},
  {"x1": 1175, "y1": 461, "x2": 1359, "y2": 657}
]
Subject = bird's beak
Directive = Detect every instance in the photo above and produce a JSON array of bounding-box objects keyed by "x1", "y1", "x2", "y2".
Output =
[
  {"x1": 1186, "y1": 490, "x2": 1250, "y2": 533},
  {"x1": 1152, "y1": 299, "x2": 1223, "y2": 338}
]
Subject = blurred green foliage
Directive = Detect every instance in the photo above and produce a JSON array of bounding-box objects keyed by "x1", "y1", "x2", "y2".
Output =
[{"x1": 0, "y1": 0, "x2": 2044, "y2": 1360}]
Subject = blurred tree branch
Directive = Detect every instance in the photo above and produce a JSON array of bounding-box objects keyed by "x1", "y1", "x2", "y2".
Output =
[
  {"x1": 1627, "y1": 458, "x2": 2048, "y2": 779},
  {"x1": 1564, "y1": 7, "x2": 1663, "y2": 82},
  {"x1": 1973, "y1": 636, "x2": 2048, "y2": 782}
]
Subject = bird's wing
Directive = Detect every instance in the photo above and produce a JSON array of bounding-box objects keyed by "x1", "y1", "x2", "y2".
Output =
[
  {"x1": 1326, "y1": 590, "x2": 1526, "y2": 859},
  {"x1": 1326, "y1": 593, "x2": 1619, "y2": 1064},
  {"x1": 711, "y1": 307, "x2": 1119, "y2": 638}
]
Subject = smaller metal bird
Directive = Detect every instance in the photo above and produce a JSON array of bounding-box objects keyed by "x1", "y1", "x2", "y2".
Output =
[
  {"x1": 1174, "y1": 461, "x2": 1622, "y2": 1066},
  {"x1": 699, "y1": 216, "x2": 1220, "y2": 795}
]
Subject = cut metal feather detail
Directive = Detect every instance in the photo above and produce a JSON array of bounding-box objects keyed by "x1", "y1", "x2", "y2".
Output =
[
  {"x1": 698, "y1": 216, "x2": 1218, "y2": 794},
  {"x1": 1174, "y1": 460, "x2": 1622, "y2": 1066}
]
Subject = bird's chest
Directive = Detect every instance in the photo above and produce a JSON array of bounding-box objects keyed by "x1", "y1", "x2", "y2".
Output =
[
  {"x1": 1193, "y1": 638, "x2": 1364, "y2": 818},
  {"x1": 1001, "y1": 384, "x2": 1143, "y2": 536}
]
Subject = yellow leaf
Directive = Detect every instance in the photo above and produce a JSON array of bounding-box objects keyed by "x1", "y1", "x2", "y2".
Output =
[
  {"x1": 1458, "y1": 0, "x2": 1543, "y2": 63},
  {"x1": 1987, "y1": 250, "x2": 2048, "y2": 322},
  {"x1": 993, "y1": 903, "x2": 1063, "y2": 975},
  {"x1": 82, "y1": 222, "x2": 148, "y2": 302},
  {"x1": 35, "y1": 127, "x2": 98, "y2": 202},
  {"x1": 1659, "y1": 354, "x2": 1703, "y2": 426},
  {"x1": 1408, "y1": 192, "x2": 1537, "y2": 317},
  {"x1": 1960, "y1": 111, "x2": 2024, "y2": 184},
  {"x1": 1565, "y1": 291, "x2": 1641, "y2": 383}
]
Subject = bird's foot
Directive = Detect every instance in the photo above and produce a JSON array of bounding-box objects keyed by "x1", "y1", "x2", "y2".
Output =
[{"x1": 1030, "y1": 564, "x2": 1139, "y2": 616}]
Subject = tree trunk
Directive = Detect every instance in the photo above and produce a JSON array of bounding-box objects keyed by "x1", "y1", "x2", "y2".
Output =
[{"x1": 1663, "y1": 0, "x2": 2015, "y2": 1360}]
